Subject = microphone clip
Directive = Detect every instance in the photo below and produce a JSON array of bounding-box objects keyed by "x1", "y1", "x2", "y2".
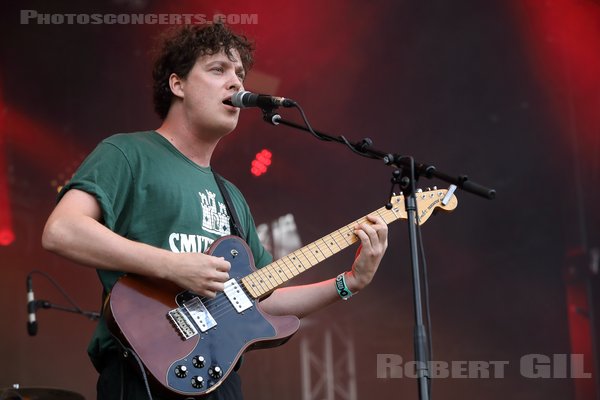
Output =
[{"x1": 262, "y1": 109, "x2": 282, "y2": 126}]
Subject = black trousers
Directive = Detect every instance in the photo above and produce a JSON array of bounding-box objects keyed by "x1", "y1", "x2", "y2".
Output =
[{"x1": 97, "y1": 353, "x2": 244, "y2": 400}]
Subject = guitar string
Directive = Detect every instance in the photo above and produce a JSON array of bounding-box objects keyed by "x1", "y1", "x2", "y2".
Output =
[
  {"x1": 179, "y1": 205, "x2": 406, "y2": 322},
  {"x1": 180, "y1": 209, "x2": 398, "y2": 323},
  {"x1": 174, "y1": 193, "x2": 446, "y2": 327}
]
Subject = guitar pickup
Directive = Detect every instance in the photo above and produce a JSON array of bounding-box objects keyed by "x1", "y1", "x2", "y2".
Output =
[
  {"x1": 224, "y1": 279, "x2": 253, "y2": 313},
  {"x1": 183, "y1": 297, "x2": 217, "y2": 332},
  {"x1": 167, "y1": 308, "x2": 197, "y2": 340}
]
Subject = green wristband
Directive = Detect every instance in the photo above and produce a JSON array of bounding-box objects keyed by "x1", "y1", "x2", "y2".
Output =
[{"x1": 335, "y1": 272, "x2": 354, "y2": 300}]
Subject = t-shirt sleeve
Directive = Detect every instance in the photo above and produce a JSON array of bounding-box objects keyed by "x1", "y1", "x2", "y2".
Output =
[{"x1": 58, "y1": 141, "x2": 134, "y2": 234}]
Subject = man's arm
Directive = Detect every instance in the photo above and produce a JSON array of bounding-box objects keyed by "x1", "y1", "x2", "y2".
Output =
[
  {"x1": 42, "y1": 189, "x2": 231, "y2": 297},
  {"x1": 258, "y1": 215, "x2": 388, "y2": 319}
]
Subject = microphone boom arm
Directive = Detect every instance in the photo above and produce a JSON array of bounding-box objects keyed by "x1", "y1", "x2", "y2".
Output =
[
  {"x1": 33, "y1": 299, "x2": 100, "y2": 321},
  {"x1": 261, "y1": 109, "x2": 496, "y2": 200}
]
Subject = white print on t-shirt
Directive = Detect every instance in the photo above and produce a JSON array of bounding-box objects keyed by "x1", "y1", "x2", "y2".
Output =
[
  {"x1": 168, "y1": 233, "x2": 214, "y2": 253},
  {"x1": 167, "y1": 190, "x2": 231, "y2": 253},
  {"x1": 199, "y1": 189, "x2": 231, "y2": 236}
]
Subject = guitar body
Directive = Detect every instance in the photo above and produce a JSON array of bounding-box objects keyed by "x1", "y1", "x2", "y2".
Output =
[{"x1": 106, "y1": 236, "x2": 300, "y2": 397}]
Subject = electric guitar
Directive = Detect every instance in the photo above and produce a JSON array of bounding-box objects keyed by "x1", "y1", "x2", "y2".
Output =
[{"x1": 105, "y1": 188, "x2": 458, "y2": 397}]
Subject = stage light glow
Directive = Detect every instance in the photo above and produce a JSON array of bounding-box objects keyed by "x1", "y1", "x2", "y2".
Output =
[{"x1": 251, "y1": 149, "x2": 272, "y2": 177}]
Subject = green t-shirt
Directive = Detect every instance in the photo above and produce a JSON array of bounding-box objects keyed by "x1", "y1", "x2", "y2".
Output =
[{"x1": 59, "y1": 131, "x2": 272, "y2": 370}]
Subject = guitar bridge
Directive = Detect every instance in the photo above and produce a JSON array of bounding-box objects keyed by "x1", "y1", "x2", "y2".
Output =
[{"x1": 167, "y1": 308, "x2": 197, "y2": 340}]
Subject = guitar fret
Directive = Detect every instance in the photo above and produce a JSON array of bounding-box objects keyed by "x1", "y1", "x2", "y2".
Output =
[
  {"x1": 242, "y1": 276, "x2": 261, "y2": 298},
  {"x1": 249, "y1": 270, "x2": 269, "y2": 293},
  {"x1": 333, "y1": 228, "x2": 347, "y2": 246},
  {"x1": 293, "y1": 250, "x2": 312, "y2": 270},
  {"x1": 377, "y1": 208, "x2": 397, "y2": 224},
  {"x1": 323, "y1": 234, "x2": 342, "y2": 253},
  {"x1": 247, "y1": 271, "x2": 268, "y2": 294},
  {"x1": 280, "y1": 256, "x2": 302, "y2": 279},
  {"x1": 261, "y1": 266, "x2": 281, "y2": 286},
  {"x1": 341, "y1": 229, "x2": 356, "y2": 247},
  {"x1": 300, "y1": 247, "x2": 319, "y2": 266},
  {"x1": 307, "y1": 243, "x2": 326, "y2": 263},
  {"x1": 340, "y1": 225, "x2": 357, "y2": 246},
  {"x1": 264, "y1": 265, "x2": 284, "y2": 285},
  {"x1": 375, "y1": 209, "x2": 387, "y2": 223},
  {"x1": 256, "y1": 268, "x2": 277, "y2": 292},
  {"x1": 332, "y1": 231, "x2": 350, "y2": 248},
  {"x1": 274, "y1": 259, "x2": 293, "y2": 280},
  {"x1": 318, "y1": 238, "x2": 336, "y2": 256}
]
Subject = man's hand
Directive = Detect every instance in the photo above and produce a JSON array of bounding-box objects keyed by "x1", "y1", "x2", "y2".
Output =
[
  {"x1": 167, "y1": 253, "x2": 231, "y2": 298},
  {"x1": 345, "y1": 215, "x2": 388, "y2": 293}
]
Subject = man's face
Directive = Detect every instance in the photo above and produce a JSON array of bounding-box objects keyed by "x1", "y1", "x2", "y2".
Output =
[{"x1": 178, "y1": 48, "x2": 245, "y2": 137}]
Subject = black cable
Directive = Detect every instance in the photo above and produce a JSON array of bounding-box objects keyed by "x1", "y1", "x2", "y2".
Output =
[
  {"x1": 416, "y1": 211, "x2": 433, "y2": 396},
  {"x1": 292, "y1": 103, "x2": 380, "y2": 159},
  {"x1": 113, "y1": 334, "x2": 154, "y2": 400},
  {"x1": 128, "y1": 348, "x2": 154, "y2": 400},
  {"x1": 28, "y1": 269, "x2": 84, "y2": 313}
]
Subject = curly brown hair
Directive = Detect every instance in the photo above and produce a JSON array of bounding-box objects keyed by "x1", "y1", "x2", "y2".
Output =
[{"x1": 152, "y1": 23, "x2": 254, "y2": 120}]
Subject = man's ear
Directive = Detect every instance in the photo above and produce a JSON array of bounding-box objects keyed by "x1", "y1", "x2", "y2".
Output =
[{"x1": 169, "y1": 73, "x2": 184, "y2": 98}]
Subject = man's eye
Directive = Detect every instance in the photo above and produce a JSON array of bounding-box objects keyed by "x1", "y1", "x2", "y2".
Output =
[{"x1": 212, "y1": 67, "x2": 224, "y2": 73}]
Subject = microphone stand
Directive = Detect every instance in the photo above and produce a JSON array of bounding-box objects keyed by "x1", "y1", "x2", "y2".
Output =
[
  {"x1": 259, "y1": 107, "x2": 495, "y2": 400},
  {"x1": 27, "y1": 270, "x2": 101, "y2": 337},
  {"x1": 32, "y1": 299, "x2": 100, "y2": 321}
]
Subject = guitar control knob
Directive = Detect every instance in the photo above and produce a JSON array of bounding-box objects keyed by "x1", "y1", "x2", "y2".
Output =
[
  {"x1": 175, "y1": 365, "x2": 188, "y2": 378},
  {"x1": 193, "y1": 356, "x2": 205, "y2": 368},
  {"x1": 208, "y1": 366, "x2": 223, "y2": 379},
  {"x1": 191, "y1": 375, "x2": 204, "y2": 389}
]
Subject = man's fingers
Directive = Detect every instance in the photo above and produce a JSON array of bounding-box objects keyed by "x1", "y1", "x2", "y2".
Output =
[
  {"x1": 202, "y1": 289, "x2": 217, "y2": 298},
  {"x1": 214, "y1": 271, "x2": 230, "y2": 283},
  {"x1": 358, "y1": 216, "x2": 388, "y2": 244},
  {"x1": 215, "y1": 257, "x2": 231, "y2": 272}
]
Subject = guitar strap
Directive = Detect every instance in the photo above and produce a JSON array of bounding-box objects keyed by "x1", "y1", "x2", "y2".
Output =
[
  {"x1": 213, "y1": 172, "x2": 245, "y2": 241},
  {"x1": 214, "y1": 172, "x2": 248, "y2": 373}
]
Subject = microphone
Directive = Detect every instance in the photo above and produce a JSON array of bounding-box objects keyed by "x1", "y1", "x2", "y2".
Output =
[
  {"x1": 26, "y1": 276, "x2": 38, "y2": 336},
  {"x1": 231, "y1": 90, "x2": 296, "y2": 109}
]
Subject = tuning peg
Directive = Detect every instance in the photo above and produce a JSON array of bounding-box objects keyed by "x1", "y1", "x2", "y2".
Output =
[
  {"x1": 433, "y1": 186, "x2": 437, "y2": 190},
  {"x1": 416, "y1": 188, "x2": 423, "y2": 193}
]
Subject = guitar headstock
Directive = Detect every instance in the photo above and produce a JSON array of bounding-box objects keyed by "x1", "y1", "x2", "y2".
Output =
[{"x1": 388, "y1": 187, "x2": 458, "y2": 225}]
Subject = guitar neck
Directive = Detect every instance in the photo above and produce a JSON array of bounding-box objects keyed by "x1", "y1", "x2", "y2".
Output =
[{"x1": 240, "y1": 197, "x2": 405, "y2": 299}]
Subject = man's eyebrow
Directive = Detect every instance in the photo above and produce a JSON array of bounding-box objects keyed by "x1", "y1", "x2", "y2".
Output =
[
  {"x1": 205, "y1": 60, "x2": 227, "y2": 66},
  {"x1": 204, "y1": 59, "x2": 245, "y2": 76},
  {"x1": 205, "y1": 59, "x2": 241, "y2": 67}
]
